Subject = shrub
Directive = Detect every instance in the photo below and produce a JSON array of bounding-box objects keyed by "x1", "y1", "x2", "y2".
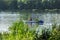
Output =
[
  {"x1": 48, "y1": 24, "x2": 60, "y2": 40},
  {"x1": 1, "y1": 21, "x2": 60, "y2": 40},
  {"x1": 8, "y1": 21, "x2": 36, "y2": 40},
  {"x1": 0, "y1": 33, "x2": 2, "y2": 40}
]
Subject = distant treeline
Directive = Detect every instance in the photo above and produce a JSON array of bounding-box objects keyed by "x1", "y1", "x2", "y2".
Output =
[{"x1": 0, "y1": 0, "x2": 60, "y2": 11}]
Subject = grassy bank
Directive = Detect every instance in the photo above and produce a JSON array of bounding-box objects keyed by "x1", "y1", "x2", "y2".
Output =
[{"x1": 0, "y1": 21, "x2": 60, "y2": 40}]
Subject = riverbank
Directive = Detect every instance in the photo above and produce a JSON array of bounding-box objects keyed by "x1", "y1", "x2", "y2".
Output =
[
  {"x1": 0, "y1": 9, "x2": 60, "y2": 14},
  {"x1": 0, "y1": 21, "x2": 60, "y2": 40}
]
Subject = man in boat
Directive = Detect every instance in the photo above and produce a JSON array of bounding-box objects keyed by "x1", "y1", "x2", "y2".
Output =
[{"x1": 38, "y1": 20, "x2": 44, "y2": 25}]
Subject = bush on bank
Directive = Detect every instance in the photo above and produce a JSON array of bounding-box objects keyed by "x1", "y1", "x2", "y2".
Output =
[{"x1": 0, "y1": 21, "x2": 60, "y2": 40}]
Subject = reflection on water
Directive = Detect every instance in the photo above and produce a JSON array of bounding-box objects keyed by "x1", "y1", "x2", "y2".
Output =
[{"x1": 0, "y1": 11, "x2": 60, "y2": 32}]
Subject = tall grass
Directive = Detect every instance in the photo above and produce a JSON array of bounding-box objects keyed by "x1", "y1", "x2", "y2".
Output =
[{"x1": 0, "y1": 21, "x2": 60, "y2": 40}]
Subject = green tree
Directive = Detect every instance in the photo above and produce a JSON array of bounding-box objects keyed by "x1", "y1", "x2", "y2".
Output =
[
  {"x1": 9, "y1": 0, "x2": 18, "y2": 11},
  {"x1": 0, "y1": 0, "x2": 8, "y2": 11}
]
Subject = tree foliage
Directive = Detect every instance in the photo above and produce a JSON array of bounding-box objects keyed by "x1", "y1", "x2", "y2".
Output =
[{"x1": 0, "y1": 0, "x2": 60, "y2": 11}]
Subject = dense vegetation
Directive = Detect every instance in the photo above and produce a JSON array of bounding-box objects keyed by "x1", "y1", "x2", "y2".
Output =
[
  {"x1": 0, "y1": 21, "x2": 60, "y2": 40},
  {"x1": 0, "y1": 0, "x2": 60, "y2": 40},
  {"x1": 0, "y1": 0, "x2": 60, "y2": 11}
]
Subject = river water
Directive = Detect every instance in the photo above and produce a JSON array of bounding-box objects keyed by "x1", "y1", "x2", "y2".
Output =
[{"x1": 0, "y1": 11, "x2": 60, "y2": 32}]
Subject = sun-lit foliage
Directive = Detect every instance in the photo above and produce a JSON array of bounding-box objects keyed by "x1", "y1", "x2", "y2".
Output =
[
  {"x1": 0, "y1": 21, "x2": 60, "y2": 40},
  {"x1": 8, "y1": 21, "x2": 36, "y2": 40}
]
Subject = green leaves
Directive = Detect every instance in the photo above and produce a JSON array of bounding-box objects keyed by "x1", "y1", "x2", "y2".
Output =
[
  {"x1": 48, "y1": 24, "x2": 60, "y2": 40},
  {"x1": 8, "y1": 21, "x2": 35, "y2": 40},
  {"x1": 0, "y1": 21, "x2": 60, "y2": 40}
]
